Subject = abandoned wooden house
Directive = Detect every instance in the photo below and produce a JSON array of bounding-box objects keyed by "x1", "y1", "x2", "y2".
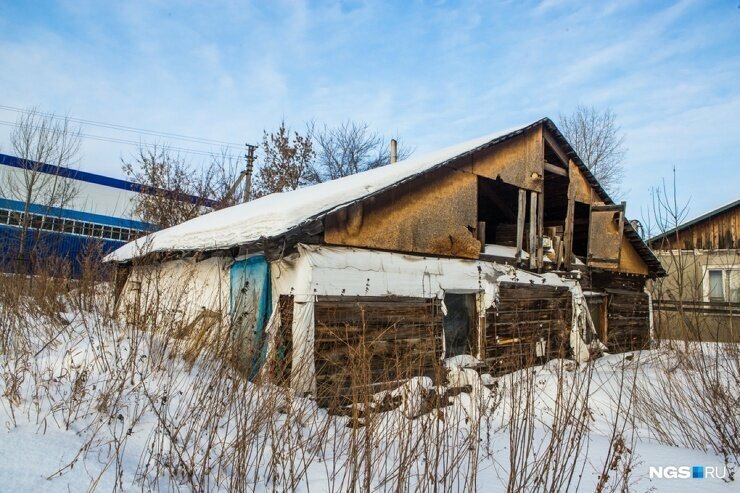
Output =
[
  {"x1": 106, "y1": 118, "x2": 666, "y2": 402},
  {"x1": 648, "y1": 198, "x2": 739, "y2": 342}
]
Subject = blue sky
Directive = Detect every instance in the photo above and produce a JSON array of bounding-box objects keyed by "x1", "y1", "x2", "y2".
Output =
[{"x1": 0, "y1": 0, "x2": 738, "y2": 223}]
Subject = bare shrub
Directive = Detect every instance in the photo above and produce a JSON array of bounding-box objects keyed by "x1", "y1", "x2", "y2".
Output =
[{"x1": 8, "y1": 244, "x2": 736, "y2": 491}]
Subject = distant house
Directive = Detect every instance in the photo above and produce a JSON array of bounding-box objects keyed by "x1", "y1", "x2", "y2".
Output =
[
  {"x1": 106, "y1": 118, "x2": 665, "y2": 403},
  {"x1": 648, "y1": 199, "x2": 739, "y2": 342},
  {"x1": 0, "y1": 153, "x2": 214, "y2": 276}
]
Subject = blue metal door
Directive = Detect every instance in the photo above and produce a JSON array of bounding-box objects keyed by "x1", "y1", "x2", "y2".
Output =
[{"x1": 230, "y1": 255, "x2": 272, "y2": 377}]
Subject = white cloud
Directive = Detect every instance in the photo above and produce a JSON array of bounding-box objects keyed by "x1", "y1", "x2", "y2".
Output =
[{"x1": 0, "y1": 0, "x2": 736, "y2": 217}]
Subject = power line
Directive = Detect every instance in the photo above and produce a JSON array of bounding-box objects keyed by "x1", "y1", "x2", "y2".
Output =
[
  {"x1": 0, "y1": 120, "x2": 238, "y2": 159},
  {"x1": 0, "y1": 104, "x2": 252, "y2": 151}
]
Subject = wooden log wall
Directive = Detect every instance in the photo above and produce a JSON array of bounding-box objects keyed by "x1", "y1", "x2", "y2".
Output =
[
  {"x1": 604, "y1": 291, "x2": 651, "y2": 351},
  {"x1": 485, "y1": 282, "x2": 572, "y2": 375},
  {"x1": 589, "y1": 272, "x2": 650, "y2": 351},
  {"x1": 313, "y1": 296, "x2": 444, "y2": 406}
]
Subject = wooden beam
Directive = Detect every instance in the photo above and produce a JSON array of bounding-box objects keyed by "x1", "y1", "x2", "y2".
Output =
[
  {"x1": 543, "y1": 130, "x2": 570, "y2": 168},
  {"x1": 591, "y1": 204, "x2": 625, "y2": 212},
  {"x1": 477, "y1": 221, "x2": 486, "y2": 252},
  {"x1": 616, "y1": 201, "x2": 626, "y2": 264},
  {"x1": 544, "y1": 162, "x2": 568, "y2": 177},
  {"x1": 537, "y1": 189, "x2": 544, "y2": 271},
  {"x1": 516, "y1": 189, "x2": 526, "y2": 262},
  {"x1": 529, "y1": 191, "x2": 538, "y2": 270},
  {"x1": 590, "y1": 257, "x2": 620, "y2": 264},
  {"x1": 564, "y1": 197, "x2": 575, "y2": 269},
  {"x1": 554, "y1": 236, "x2": 564, "y2": 269}
]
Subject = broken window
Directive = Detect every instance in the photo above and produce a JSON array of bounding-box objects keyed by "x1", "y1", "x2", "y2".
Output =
[{"x1": 443, "y1": 293, "x2": 476, "y2": 358}]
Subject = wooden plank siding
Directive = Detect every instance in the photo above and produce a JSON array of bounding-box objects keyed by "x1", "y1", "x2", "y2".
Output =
[
  {"x1": 651, "y1": 203, "x2": 740, "y2": 251},
  {"x1": 604, "y1": 291, "x2": 651, "y2": 351},
  {"x1": 324, "y1": 167, "x2": 481, "y2": 259},
  {"x1": 589, "y1": 272, "x2": 650, "y2": 351},
  {"x1": 484, "y1": 282, "x2": 572, "y2": 375},
  {"x1": 324, "y1": 123, "x2": 650, "y2": 276},
  {"x1": 313, "y1": 296, "x2": 444, "y2": 407}
]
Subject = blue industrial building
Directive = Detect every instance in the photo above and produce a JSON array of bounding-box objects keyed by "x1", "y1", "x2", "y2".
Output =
[{"x1": 0, "y1": 153, "x2": 211, "y2": 276}]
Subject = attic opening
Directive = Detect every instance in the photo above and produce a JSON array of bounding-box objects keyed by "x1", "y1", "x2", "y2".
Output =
[
  {"x1": 477, "y1": 176, "x2": 522, "y2": 246},
  {"x1": 544, "y1": 139, "x2": 569, "y2": 169},
  {"x1": 543, "y1": 169, "x2": 569, "y2": 243}
]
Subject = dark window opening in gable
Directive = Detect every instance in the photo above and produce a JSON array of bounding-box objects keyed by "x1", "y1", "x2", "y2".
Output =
[
  {"x1": 477, "y1": 176, "x2": 522, "y2": 246},
  {"x1": 572, "y1": 202, "x2": 591, "y2": 257},
  {"x1": 543, "y1": 172, "x2": 569, "y2": 228}
]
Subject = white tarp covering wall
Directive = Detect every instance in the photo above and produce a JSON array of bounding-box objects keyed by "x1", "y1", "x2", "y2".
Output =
[
  {"x1": 119, "y1": 257, "x2": 231, "y2": 330},
  {"x1": 267, "y1": 244, "x2": 587, "y2": 394},
  {"x1": 562, "y1": 279, "x2": 600, "y2": 362}
]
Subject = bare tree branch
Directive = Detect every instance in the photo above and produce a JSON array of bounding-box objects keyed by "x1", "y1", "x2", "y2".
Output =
[
  {"x1": 311, "y1": 120, "x2": 413, "y2": 181},
  {"x1": 252, "y1": 121, "x2": 317, "y2": 197},
  {"x1": 1, "y1": 108, "x2": 82, "y2": 271},
  {"x1": 122, "y1": 144, "x2": 241, "y2": 229},
  {"x1": 558, "y1": 105, "x2": 626, "y2": 198}
]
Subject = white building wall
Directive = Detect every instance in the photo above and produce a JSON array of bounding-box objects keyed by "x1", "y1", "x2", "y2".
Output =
[{"x1": 0, "y1": 164, "x2": 140, "y2": 219}]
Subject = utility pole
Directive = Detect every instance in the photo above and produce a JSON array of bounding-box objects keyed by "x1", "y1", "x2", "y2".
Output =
[
  {"x1": 224, "y1": 143, "x2": 257, "y2": 206},
  {"x1": 243, "y1": 144, "x2": 256, "y2": 203}
]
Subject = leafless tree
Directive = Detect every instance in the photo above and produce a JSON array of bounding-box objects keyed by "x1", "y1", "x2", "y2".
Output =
[
  {"x1": 1, "y1": 108, "x2": 81, "y2": 271},
  {"x1": 252, "y1": 121, "x2": 317, "y2": 197},
  {"x1": 558, "y1": 105, "x2": 626, "y2": 197},
  {"x1": 122, "y1": 145, "x2": 242, "y2": 230},
  {"x1": 209, "y1": 148, "x2": 250, "y2": 206},
  {"x1": 310, "y1": 120, "x2": 413, "y2": 181}
]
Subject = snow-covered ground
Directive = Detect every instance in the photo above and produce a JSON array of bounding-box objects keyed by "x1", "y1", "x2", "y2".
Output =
[{"x1": 0, "y1": 300, "x2": 737, "y2": 492}]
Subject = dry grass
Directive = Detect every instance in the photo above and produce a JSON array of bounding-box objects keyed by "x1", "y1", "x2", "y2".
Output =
[{"x1": 0, "y1": 249, "x2": 738, "y2": 491}]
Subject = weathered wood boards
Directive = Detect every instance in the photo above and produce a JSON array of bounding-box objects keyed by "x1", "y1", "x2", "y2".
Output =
[
  {"x1": 324, "y1": 123, "x2": 650, "y2": 276},
  {"x1": 485, "y1": 282, "x2": 572, "y2": 375},
  {"x1": 652, "y1": 202, "x2": 740, "y2": 250},
  {"x1": 589, "y1": 272, "x2": 650, "y2": 351},
  {"x1": 516, "y1": 189, "x2": 526, "y2": 261},
  {"x1": 311, "y1": 285, "x2": 577, "y2": 404},
  {"x1": 325, "y1": 167, "x2": 481, "y2": 259},
  {"x1": 313, "y1": 296, "x2": 444, "y2": 406},
  {"x1": 588, "y1": 204, "x2": 625, "y2": 267}
]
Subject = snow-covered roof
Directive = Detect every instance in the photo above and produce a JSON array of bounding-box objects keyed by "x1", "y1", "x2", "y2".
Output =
[
  {"x1": 106, "y1": 117, "x2": 665, "y2": 277},
  {"x1": 106, "y1": 121, "x2": 538, "y2": 262}
]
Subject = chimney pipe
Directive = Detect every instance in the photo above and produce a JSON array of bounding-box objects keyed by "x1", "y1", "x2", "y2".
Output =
[{"x1": 390, "y1": 139, "x2": 398, "y2": 164}]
